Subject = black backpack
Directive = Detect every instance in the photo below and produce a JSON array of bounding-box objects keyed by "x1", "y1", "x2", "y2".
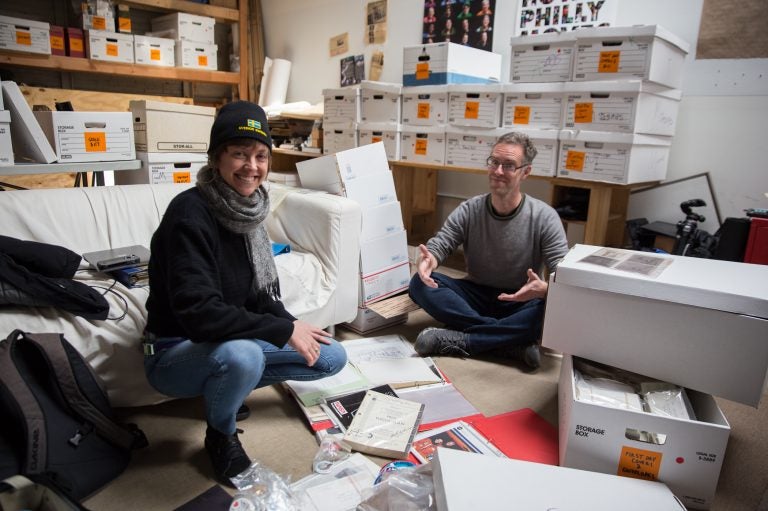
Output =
[{"x1": 0, "y1": 330, "x2": 148, "y2": 502}]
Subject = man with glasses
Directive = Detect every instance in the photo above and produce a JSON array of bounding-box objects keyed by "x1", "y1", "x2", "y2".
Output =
[{"x1": 409, "y1": 132, "x2": 568, "y2": 369}]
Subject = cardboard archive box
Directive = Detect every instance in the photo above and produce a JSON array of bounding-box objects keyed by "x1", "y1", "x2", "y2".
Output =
[
  {"x1": 33, "y1": 111, "x2": 135, "y2": 163},
  {"x1": 359, "y1": 81, "x2": 402, "y2": 123},
  {"x1": 563, "y1": 80, "x2": 682, "y2": 136},
  {"x1": 401, "y1": 85, "x2": 449, "y2": 126},
  {"x1": 400, "y1": 125, "x2": 446, "y2": 165},
  {"x1": 322, "y1": 122, "x2": 358, "y2": 155},
  {"x1": 0, "y1": 15, "x2": 51, "y2": 55},
  {"x1": 556, "y1": 129, "x2": 671, "y2": 184},
  {"x1": 129, "y1": 100, "x2": 215, "y2": 153},
  {"x1": 49, "y1": 25, "x2": 65, "y2": 56},
  {"x1": 542, "y1": 244, "x2": 768, "y2": 407},
  {"x1": 359, "y1": 229, "x2": 409, "y2": 278},
  {"x1": 501, "y1": 82, "x2": 565, "y2": 130},
  {"x1": 447, "y1": 84, "x2": 503, "y2": 129},
  {"x1": 150, "y1": 12, "x2": 215, "y2": 44},
  {"x1": 509, "y1": 32, "x2": 577, "y2": 83},
  {"x1": 86, "y1": 30, "x2": 134, "y2": 63},
  {"x1": 359, "y1": 261, "x2": 410, "y2": 307},
  {"x1": 175, "y1": 40, "x2": 218, "y2": 70},
  {"x1": 402, "y1": 42, "x2": 502, "y2": 86},
  {"x1": 66, "y1": 28, "x2": 85, "y2": 58},
  {"x1": 361, "y1": 200, "x2": 404, "y2": 243},
  {"x1": 115, "y1": 152, "x2": 207, "y2": 185},
  {"x1": 133, "y1": 35, "x2": 175, "y2": 67},
  {"x1": 444, "y1": 127, "x2": 505, "y2": 170},
  {"x1": 357, "y1": 122, "x2": 400, "y2": 161},
  {"x1": 512, "y1": 128, "x2": 559, "y2": 177},
  {"x1": 344, "y1": 305, "x2": 408, "y2": 335},
  {"x1": 572, "y1": 25, "x2": 690, "y2": 89},
  {"x1": 0, "y1": 110, "x2": 13, "y2": 165},
  {"x1": 322, "y1": 88, "x2": 360, "y2": 125}
]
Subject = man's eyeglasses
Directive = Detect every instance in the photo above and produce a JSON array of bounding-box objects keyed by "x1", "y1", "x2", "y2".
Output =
[{"x1": 486, "y1": 156, "x2": 529, "y2": 172}]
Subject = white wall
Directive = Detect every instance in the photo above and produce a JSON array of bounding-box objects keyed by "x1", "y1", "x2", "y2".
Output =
[{"x1": 261, "y1": 0, "x2": 768, "y2": 224}]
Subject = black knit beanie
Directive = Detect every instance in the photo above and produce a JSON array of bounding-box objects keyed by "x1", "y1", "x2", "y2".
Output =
[{"x1": 208, "y1": 101, "x2": 273, "y2": 155}]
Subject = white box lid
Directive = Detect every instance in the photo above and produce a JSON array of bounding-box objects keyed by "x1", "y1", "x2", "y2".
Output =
[
  {"x1": 558, "y1": 129, "x2": 672, "y2": 146},
  {"x1": 401, "y1": 125, "x2": 445, "y2": 135},
  {"x1": 129, "y1": 100, "x2": 215, "y2": 117},
  {"x1": 447, "y1": 83, "x2": 503, "y2": 94},
  {"x1": 359, "y1": 81, "x2": 402, "y2": 94},
  {"x1": 574, "y1": 24, "x2": 690, "y2": 54},
  {"x1": 445, "y1": 126, "x2": 506, "y2": 138},
  {"x1": 133, "y1": 34, "x2": 176, "y2": 46},
  {"x1": 555, "y1": 244, "x2": 768, "y2": 319},
  {"x1": 87, "y1": 29, "x2": 134, "y2": 43},
  {"x1": 0, "y1": 110, "x2": 10, "y2": 123},
  {"x1": 323, "y1": 88, "x2": 360, "y2": 98},
  {"x1": 0, "y1": 15, "x2": 50, "y2": 30},
  {"x1": 507, "y1": 127, "x2": 560, "y2": 141},
  {"x1": 358, "y1": 122, "x2": 401, "y2": 131},
  {"x1": 500, "y1": 82, "x2": 565, "y2": 94},
  {"x1": 401, "y1": 85, "x2": 448, "y2": 95},
  {"x1": 137, "y1": 151, "x2": 208, "y2": 163},
  {"x1": 509, "y1": 31, "x2": 577, "y2": 46},
  {"x1": 562, "y1": 79, "x2": 682, "y2": 100}
]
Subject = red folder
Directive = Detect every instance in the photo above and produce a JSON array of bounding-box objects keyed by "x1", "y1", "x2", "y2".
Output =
[{"x1": 467, "y1": 408, "x2": 559, "y2": 466}]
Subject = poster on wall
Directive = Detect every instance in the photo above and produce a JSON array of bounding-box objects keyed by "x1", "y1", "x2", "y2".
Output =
[
  {"x1": 422, "y1": 0, "x2": 496, "y2": 52},
  {"x1": 340, "y1": 54, "x2": 365, "y2": 87},
  {"x1": 516, "y1": 0, "x2": 618, "y2": 36},
  {"x1": 366, "y1": 0, "x2": 388, "y2": 44}
]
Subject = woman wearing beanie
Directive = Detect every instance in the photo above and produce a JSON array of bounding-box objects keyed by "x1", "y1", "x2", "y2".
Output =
[{"x1": 142, "y1": 101, "x2": 347, "y2": 485}]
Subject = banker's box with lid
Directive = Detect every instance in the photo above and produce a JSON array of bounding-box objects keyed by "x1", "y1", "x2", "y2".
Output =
[
  {"x1": 501, "y1": 82, "x2": 565, "y2": 130},
  {"x1": 323, "y1": 88, "x2": 360, "y2": 125},
  {"x1": 400, "y1": 125, "x2": 446, "y2": 165},
  {"x1": 445, "y1": 127, "x2": 505, "y2": 170},
  {"x1": 447, "y1": 84, "x2": 502, "y2": 129},
  {"x1": 0, "y1": 110, "x2": 14, "y2": 165},
  {"x1": 403, "y1": 42, "x2": 501, "y2": 86},
  {"x1": 401, "y1": 85, "x2": 449, "y2": 126},
  {"x1": 509, "y1": 32, "x2": 576, "y2": 83},
  {"x1": 358, "y1": 122, "x2": 400, "y2": 161},
  {"x1": 556, "y1": 130, "x2": 671, "y2": 184},
  {"x1": 115, "y1": 152, "x2": 207, "y2": 185},
  {"x1": 563, "y1": 80, "x2": 682, "y2": 136},
  {"x1": 572, "y1": 25, "x2": 690, "y2": 89},
  {"x1": 175, "y1": 40, "x2": 217, "y2": 70},
  {"x1": 0, "y1": 15, "x2": 51, "y2": 55},
  {"x1": 133, "y1": 34, "x2": 175, "y2": 67},
  {"x1": 322, "y1": 122, "x2": 358, "y2": 155},
  {"x1": 513, "y1": 128, "x2": 559, "y2": 177},
  {"x1": 150, "y1": 12, "x2": 215, "y2": 44},
  {"x1": 33, "y1": 111, "x2": 134, "y2": 163},
  {"x1": 359, "y1": 81, "x2": 402, "y2": 123},
  {"x1": 129, "y1": 100, "x2": 215, "y2": 153},
  {"x1": 86, "y1": 30, "x2": 134, "y2": 64}
]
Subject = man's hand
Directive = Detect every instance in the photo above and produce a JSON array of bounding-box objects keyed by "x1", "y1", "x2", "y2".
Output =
[
  {"x1": 288, "y1": 320, "x2": 332, "y2": 366},
  {"x1": 417, "y1": 244, "x2": 438, "y2": 288},
  {"x1": 498, "y1": 268, "x2": 548, "y2": 302}
]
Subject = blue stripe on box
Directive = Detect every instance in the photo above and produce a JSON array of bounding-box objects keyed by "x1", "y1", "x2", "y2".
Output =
[{"x1": 402, "y1": 72, "x2": 498, "y2": 86}]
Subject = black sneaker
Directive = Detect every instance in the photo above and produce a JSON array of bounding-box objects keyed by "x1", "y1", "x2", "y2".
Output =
[
  {"x1": 414, "y1": 327, "x2": 469, "y2": 357},
  {"x1": 204, "y1": 426, "x2": 251, "y2": 486},
  {"x1": 501, "y1": 342, "x2": 541, "y2": 370},
  {"x1": 236, "y1": 404, "x2": 250, "y2": 421}
]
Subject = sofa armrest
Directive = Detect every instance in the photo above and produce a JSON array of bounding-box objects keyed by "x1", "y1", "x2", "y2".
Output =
[{"x1": 267, "y1": 184, "x2": 362, "y2": 326}]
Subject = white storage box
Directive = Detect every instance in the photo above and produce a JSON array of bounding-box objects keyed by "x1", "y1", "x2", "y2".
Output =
[
  {"x1": 359, "y1": 261, "x2": 411, "y2": 306},
  {"x1": 360, "y1": 229, "x2": 409, "y2": 277},
  {"x1": 445, "y1": 127, "x2": 505, "y2": 170},
  {"x1": 322, "y1": 122, "x2": 358, "y2": 155},
  {"x1": 447, "y1": 84, "x2": 503, "y2": 128},
  {"x1": 557, "y1": 130, "x2": 671, "y2": 184},
  {"x1": 559, "y1": 354, "x2": 729, "y2": 511},
  {"x1": 573, "y1": 25, "x2": 690, "y2": 89},
  {"x1": 150, "y1": 12, "x2": 215, "y2": 44},
  {"x1": 401, "y1": 85, "x2": 449, "y2": 126},
  {"x1": 563, "y1": 80, "x2": 682, "y2": 136},
  {"x1": 501, "y1": 82, "x2": 565, "y2": 130},
  {"x1": 33, "y1": 111, "x2": 135, "y2": 163},
  {"x1": 323, "y1": 88, "x2": 360, "y2": 125},
  {"x1": 0, "y1": 15, "x2": 51, "y2": 55},
  {"x1": 115, "y1": 151, "x2": 206, "y2": 185},
  {"x1": 359, "y1": 81, "x2": 402, "y2": 123},
  {"x1": 343, "y1": 306, "x2": 407, "y2": 335},
  {"x1": 403, "y1": 42, "x2": 502, "y2": 86},
  {"x1": 400, "y1": 125, "x2": 446, "y2": 165},
  {"x1": 129, "y1": 100, "x2": 215, "y2": 153},
  {"x1": 514, "y1": 128, "x2": 559, "y2": 177},
  {"x1": 267, "y1": 170, "x2": 300, "y2": 187},
  {"x1": 358, "y1": 122, "x2": 400, "y2": 161},
  {"x1": 509, "y1": 32, "x2": 576, "y2": 83},
  {"x1": 361, "y1": 200, "x2": 404, "y2": 243},
  {"x1": 343, "y1": 171, "x2": 397, "y2": 209},
  {"x1": 543, "y1": 244, "x2": 768, "y2": 407},
  {"x1": 175, "y1": 40, "x2": 217, "y2": 70},
  {"x1": 133, "y1": 34, "x2": 175, "y2": 67},
  {"x1": 0, "y1": 110, "x2": 13, "y2": 165},
  {"x1": 87, "y1": 30, "x2": 134, "y2": 64}
]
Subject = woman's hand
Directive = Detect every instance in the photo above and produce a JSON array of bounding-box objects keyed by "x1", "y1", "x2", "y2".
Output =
[{"x1": 288, "y1": 320, "x2": 332, "y2": 366}]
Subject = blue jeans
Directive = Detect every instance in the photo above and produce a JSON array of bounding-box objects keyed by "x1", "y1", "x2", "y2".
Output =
[
  {"x1": 409, "y1": 272, "x2": 545, "y2": 354},
  {"x1": 144, "y1": 337, "x2": 347, "y2": 435}
]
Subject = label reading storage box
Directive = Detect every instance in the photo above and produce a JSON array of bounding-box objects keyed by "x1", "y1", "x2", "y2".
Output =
[
  {"x1": 34, "y1": 111, "x2": 135, "y2": 163},
  {"x1": 509, "y1": 33, "x2": 575, "y2": 83},
  {"x1": 401, "y1": 86, "x2": 449, "y2": 126},
  {"x1": 502, "y1": 83, "x2": 565, "y2": 129},
  {"x1": 448, "y1": 85, "x2": 502, "y2": 128},
  {"x1": 0, "y1": 15, "x2": 51, "y2": 55}
]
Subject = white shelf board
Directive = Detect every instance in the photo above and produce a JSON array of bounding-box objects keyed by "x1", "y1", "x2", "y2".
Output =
[{"x1": 0, "y1": 159, "x2": 141, "y2": 176}]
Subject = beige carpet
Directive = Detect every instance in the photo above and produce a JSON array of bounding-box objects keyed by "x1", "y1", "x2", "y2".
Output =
[{"x1": 82, "y1": 304, "x2": 768, "y2": 511}]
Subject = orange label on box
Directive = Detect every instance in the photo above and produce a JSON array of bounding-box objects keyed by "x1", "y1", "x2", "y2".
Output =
[
  {"x1": 464, "y1": 101, "x2": 479, "y2": 119},
  {"x1": 417, "y1": 102, "x2": 431, "y2": 119},
  {"x1": 574, "y1": 102, "x2": 593, "y2": 123},
  {"x1": 598, "y1": 50, "x2": 620, "y2": 73},
  {"x1": 513, "y1": 105, "x2": 531, "y2": 124},
  {"x1": 565, "y1": 150, "x2": 586, "y2": 171},
  {"x1": 618, "y1": 446, "x2": 662, "y2": 481},
  {"x1": 173, "y1": 172, "x2": 191, "y2": 184},
  {"x1": 70, "y1": 38, "x2": 83, "y2": 52},
  {"x1": 416, "y1": 62, "x2": 430, "y2": 80},
  {"x1": 198, "y1": 55, "x2": 208, "y2": 67},
  {"x1": 106, "y1": 43, "x2": 118, "y2": 57},
  {"x1": 84, "y1": 132, "x2": 106, "y2": 152},
  {"x1": 150, "y1": 48, "x2": 161, "y2": 61},
  {"x1": 16, "y1": 31, "x2": 32, "y2": 46},
  {"x1": 372, "y1": 136, "x2": 382, "y2": 143},
  {"x1": 415, "y1": 139, "x2": 428, "y2": 155},
  {"x1": 93, "y1": 16, "x2": 106, "y2": 31},
  {"x1": 118, "y1": 17, "x2": 132, "y2": 32},
  {"x1": 51, "y1": 35, "x2": 65, "y2": 51}
]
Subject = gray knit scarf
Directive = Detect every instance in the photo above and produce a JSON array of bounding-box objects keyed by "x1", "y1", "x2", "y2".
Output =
[{"x1": 196, "y1": 165, "x2": 280, "y2": 302}]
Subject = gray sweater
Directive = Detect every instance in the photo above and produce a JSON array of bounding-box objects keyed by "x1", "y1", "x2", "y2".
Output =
[{"x1": 426, "y1": 194, "x2": 569, "y2": 291}]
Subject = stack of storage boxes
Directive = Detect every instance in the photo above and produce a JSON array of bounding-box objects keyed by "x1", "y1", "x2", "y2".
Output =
[
  {"x1": 357, "y1": 81, "x2": 402, "y2": 161},
  {"x1": 82, "y1": 1, "x2": 133, "y2": 65},
  {"x1": 322, "y1": 87, "x2": 359, "y2": 155},
  {"x1": 151, "y1": 12, "x2": 217, "y2": 71},
  {"x1": 296, "y1": 143, "x2": 410, "y2": 333},
  {"x1": 116, "y1": 100, "x2": 215, "y2": 185},
  {"x1": 542, "y1": 244, "x2": 768, "y2": 509}
]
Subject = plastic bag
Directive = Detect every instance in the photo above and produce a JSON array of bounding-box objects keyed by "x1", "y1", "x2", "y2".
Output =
[
  {"x1": 312, "y1": 435, "x2": 351, "y2": 474},
  {"x1": 357, "y1": 462, "x2": 436, "y2": 511},
  {"x1": 228, "y1": 462, "x2": 299, "y2": 511}
]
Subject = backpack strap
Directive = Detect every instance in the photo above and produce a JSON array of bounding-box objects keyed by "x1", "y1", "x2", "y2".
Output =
[
  {"x1": 0, "y1": 330, "x2": 47, "y2": 475},
  {"x1": 21, "y1": 333, "x2": 143, "y2": 452}
]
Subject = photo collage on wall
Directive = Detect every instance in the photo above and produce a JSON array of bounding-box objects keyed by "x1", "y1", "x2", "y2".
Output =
[{"x1": 422, "y1": 0, "x2": 496, "y2": 51}]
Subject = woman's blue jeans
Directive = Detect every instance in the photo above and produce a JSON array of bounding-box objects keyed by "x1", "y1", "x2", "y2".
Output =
[
  {"x1": 409, "y1": 272, "x2": 545, "y2": 354},
  {"x1": 144, "y1": 337, "x2": 347, "y2": 434}
]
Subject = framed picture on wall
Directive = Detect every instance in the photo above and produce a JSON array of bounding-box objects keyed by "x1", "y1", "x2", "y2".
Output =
[{"x1": 422, "y1": 0, "x2": 496, "y2": 52}]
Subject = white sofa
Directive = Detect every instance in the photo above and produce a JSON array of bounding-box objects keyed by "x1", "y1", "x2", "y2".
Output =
[{"x1": 0, "y1": 182, "x2": 362, "y2": 407}]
